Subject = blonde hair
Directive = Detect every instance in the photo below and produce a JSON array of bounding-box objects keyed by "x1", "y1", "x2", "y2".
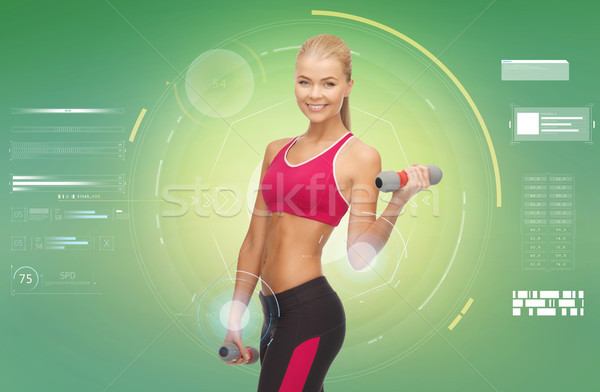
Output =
[{"x1": 296, "y1": 34, "x2": 352, "y2": 131}]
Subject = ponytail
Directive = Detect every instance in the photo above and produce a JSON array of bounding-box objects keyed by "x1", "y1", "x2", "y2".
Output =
[{"x1": 340, "y1": 96, "x2": 351, "y2": 131}]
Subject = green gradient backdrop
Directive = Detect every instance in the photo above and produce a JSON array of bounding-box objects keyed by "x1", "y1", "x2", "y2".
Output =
[{"x1": 2, "y1": 1, "x2": 598, "y2": 391}]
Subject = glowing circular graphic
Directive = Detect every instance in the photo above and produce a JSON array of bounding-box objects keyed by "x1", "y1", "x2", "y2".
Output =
[
  {"x1": 219, "y1": 300, "x2": 250, "y2": 330},
  {"x1": 194, "y1": 272, "x2": 280, "y2": 348},
  {"x1": 185, "y1": 49, "x2": 254, "y2": 118},
  {"x1": 12, "y1": 266, "x2": 39, "y2": 292}
]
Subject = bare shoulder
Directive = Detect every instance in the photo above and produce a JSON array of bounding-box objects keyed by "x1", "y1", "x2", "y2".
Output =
[
  {"x1": 343, "y1": 136, "x2": 381, "y2": 165},
  {"x1": 268, "y1": 137, "x2": 294, "y2": 150},
  {"x1": 264, "y1": 137, "x2": 294, "y2": 164}
]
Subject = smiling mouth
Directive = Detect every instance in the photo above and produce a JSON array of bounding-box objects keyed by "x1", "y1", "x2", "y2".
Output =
[{"x1": 306, "y1": 103, "x2": 328, "y2": 111}]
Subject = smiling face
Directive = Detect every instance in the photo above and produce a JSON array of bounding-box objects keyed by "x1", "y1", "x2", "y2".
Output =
[{"x1": 294, "y1": 55, "x2": 353, "y2": 123}]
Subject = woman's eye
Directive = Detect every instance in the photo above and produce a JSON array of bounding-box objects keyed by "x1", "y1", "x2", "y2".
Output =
[{"x1": 297, "y1": 81, "x2": 334, "y2": 86}]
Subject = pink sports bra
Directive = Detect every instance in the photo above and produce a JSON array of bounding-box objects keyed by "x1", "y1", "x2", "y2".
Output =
[{"x1": 261, "y1": 131, "x2": 354, "y2": 227}]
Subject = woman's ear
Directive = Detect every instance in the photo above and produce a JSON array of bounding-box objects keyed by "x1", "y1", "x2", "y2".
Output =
[{"x1": 345, "y1": 78, "x2": 354, "y2": 97}]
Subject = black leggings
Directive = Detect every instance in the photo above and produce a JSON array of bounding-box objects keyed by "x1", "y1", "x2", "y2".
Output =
[{"x1": 258, "y1": 276, "x2": 346, "y2": 392}]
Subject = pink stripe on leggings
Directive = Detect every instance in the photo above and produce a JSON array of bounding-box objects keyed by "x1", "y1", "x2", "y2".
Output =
[{"x1": 279, "y1": 336, "x2": 320, "y2": 391}]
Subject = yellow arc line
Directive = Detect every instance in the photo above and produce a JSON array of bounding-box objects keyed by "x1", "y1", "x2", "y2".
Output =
[
  {"x1": 448, "y1": 314, "x2": 462, "y2": 330},
  {"x1": 311, "y1": 10, "x2": 502, "y2": 207},
  {"x1": 128, "y1": 108, "x2": 147, "y2": 142},
  {"x1": 234, "y1": 39, "x2": 267, "y2": 83},
  {"x1": 447, "y1": 298, "x2": 474, "y2": 330},
  {"x1": 174, "y1": 83, "x2": 202, "y2": 125},
  {"x1": 461, "y1": 297, "x2": 474, "y2": 314}
]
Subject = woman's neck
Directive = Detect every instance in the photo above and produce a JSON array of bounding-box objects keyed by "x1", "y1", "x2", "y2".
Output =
[{"x1": 304, "y1": 116, "x2": 348, "y2": 142}]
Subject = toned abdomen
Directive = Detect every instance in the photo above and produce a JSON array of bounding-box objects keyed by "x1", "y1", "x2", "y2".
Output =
[{"x1": 259, "y1": 212, "x2": 333, "y2": 295}]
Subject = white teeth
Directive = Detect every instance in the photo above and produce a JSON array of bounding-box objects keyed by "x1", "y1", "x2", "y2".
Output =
[{"x1": 308, "y1": 104, "x2": 326, "y2": 109}]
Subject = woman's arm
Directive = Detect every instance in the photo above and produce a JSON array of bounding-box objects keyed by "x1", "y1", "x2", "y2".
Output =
[
  {"x1": 226, "y1": 141, "x2": 275, "y2": 331},
  {"x1": 345, "y1": 146, "x2": 430, "y2": 270}
]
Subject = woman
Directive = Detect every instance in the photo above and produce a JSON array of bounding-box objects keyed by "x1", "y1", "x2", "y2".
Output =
[{"x1": 223, "y1": 34, "x2": 431, "y2": 391}]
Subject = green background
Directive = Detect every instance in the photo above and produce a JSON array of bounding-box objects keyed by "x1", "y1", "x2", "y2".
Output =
[{"x1": 2, "y1": 0, "x2": 598, "y2": 391}]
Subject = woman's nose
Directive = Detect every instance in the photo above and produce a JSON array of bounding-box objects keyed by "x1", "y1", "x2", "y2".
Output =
[{"x1": 308, "y1": 86, "x2": 323, "y2": 98}]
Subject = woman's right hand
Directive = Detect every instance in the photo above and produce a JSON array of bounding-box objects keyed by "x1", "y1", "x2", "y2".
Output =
[
  {"x1": 223, "y1": 329, "x2": 251, "y2": 365},
  {"x1": 390, "y1": 163, "x2": 431, "y2": 206}
]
